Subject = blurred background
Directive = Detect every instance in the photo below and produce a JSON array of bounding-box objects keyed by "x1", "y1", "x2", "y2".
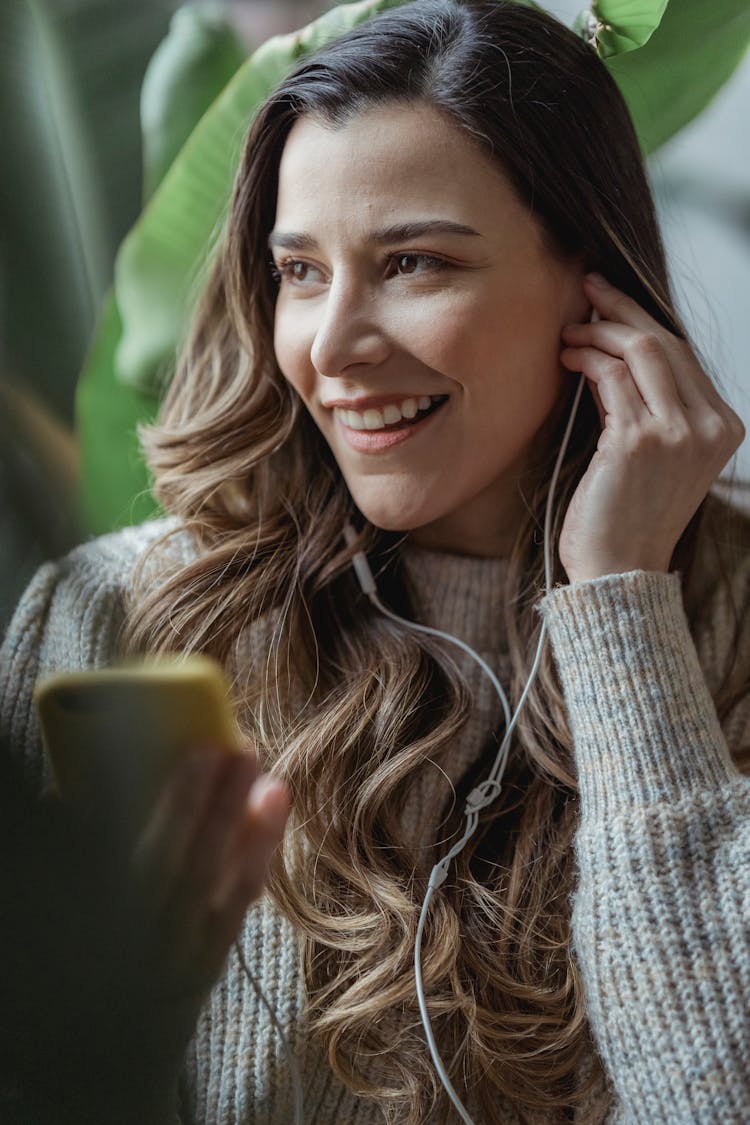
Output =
[{"x1": 2, "y1": 0, "x2": 749, "y2": 630}]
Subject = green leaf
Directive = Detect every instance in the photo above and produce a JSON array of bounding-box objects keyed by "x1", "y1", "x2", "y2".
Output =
[
  {"x1": 574, "y1": 1, "x2": 668, "y2": 57},
  {"x1": 0, "y1": 0, "x2": 111, "y2": 419},
  {"x1": 605, "y1": 0, "x2": 750, "y2": 153},
  {"x1": 0, "y1": 0, "x2": 175, "y2": 422},
  {"x1": 76, "y1": 290, "x2": 161, "y2": 533},
  {"x1": 140, "y1": 2, "x2": 247, "y2": 200},
  {"x1": 114, "y1": 0, "x2": 415, "y2": 393}
]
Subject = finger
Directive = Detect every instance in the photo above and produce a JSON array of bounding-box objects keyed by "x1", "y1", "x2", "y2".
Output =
[
  {"x1": 181, "y1": 751, "x2": 260, "y2": 898},
  {"x1": 131, "y1": 747, "x2": 228, "y2": 904},
  {"x1": 563, "y1": 322, "x2": 690, "y2": 414},
  {"x1": 194, "y1": 872, "x2": 261, "y2": 986},
  {"x1": 560, "y1": 346, "x2": 648, "y2": 427},
  {"x1": 562, "y1": 318, "x2": 714, "y2": 413},
  {"x1": 178, "y1": 778, "x2": 289, "y2": 983},
  {"x1": 581, "y1": 275, "x2": 733, "y2": 412},
  {"x1": 587, "y1": 378, "x2": 606, "y2": 430},
  {"x1": 149, "y1": 752, "x2": 259, "y2": 978},
  {"x1": 209, "y1": 775, "x2": 290, "y2": 911},
  {"x1": 583, "y1": 273, "x2": 664, "y2": 333}
]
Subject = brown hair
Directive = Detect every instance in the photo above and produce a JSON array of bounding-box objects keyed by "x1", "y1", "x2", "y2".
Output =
[{"x1": 125, "y1": 2, "x2": 750, "y2": 1119}]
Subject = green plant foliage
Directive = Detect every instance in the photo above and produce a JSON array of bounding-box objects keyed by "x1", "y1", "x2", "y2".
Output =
[
  {"x1": 574, "y1": 0, "x2": 668, "y2": 57},
  {"x1": 0, "y1": 0, "x2": 174, "y2": 423},
  {"x1": 77, "y1": 291, "x2": 161, "y2": 532},
  {"x1": 604, "y1": 0, "x2": 750, "y2": 154},
  {"x1": 141, "y1": 3, "x2": 247, "y2": 199}
]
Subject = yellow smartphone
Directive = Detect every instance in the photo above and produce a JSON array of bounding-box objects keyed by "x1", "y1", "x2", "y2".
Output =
[{"x1": 34, "y1": 655, "x2": 239, "y2": 831}]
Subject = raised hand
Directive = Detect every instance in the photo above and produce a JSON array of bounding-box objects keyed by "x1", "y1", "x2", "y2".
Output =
[
  {"x1": 557, "y1": 273, "x2": 746, "y2": 584},
  {"x1": 130, "y1": 745, "x2": 289, "y2": 1003}
]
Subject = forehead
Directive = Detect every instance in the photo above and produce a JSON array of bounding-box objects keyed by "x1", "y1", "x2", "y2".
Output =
[{"x1": 273, "y1": 102, "x2": 536, "y2": 239}]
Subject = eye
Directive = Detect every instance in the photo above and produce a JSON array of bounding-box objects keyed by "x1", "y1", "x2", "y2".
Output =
[
  {"x1": 270, "y1": 257, "x2": 323, "y2": 286},
  {"x1": 388, "y1": 253, "x2": 447, "y2": 277}
]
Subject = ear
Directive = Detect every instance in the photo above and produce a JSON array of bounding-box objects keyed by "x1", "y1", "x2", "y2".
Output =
[{"x1": 559, "y1": 259, "x2": 592, "y2": 327}]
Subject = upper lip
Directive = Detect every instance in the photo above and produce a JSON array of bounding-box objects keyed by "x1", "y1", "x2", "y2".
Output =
[{"x1": 322, "y1": 393, "x2": 448, "y2": 411}]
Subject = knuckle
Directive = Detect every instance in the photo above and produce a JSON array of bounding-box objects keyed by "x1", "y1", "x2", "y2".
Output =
[
  {"x1": 663, "y1": 422, "x2": 692, "y2": 448},
  {"x1": 700, "y1": 414, "x2": 729, "y2": 445},
  {"x1": 702, "y1": 410, "x2": 745, "y2": 449},
  {"x1": 728, "y1": 411, "x2": 747, "y2": 443},
  {"x1": 603, "y1": 357, "x2": 629, "y2": 380},
  {"x1": 611, "y1": 294, "x2": 632, "y2": 321},
  {"x1": 621, "y1": 424, "x2": 646, "y2": 455},
  {"x1": 631, "y1": 332, "x2": 662, "y2": 360}
]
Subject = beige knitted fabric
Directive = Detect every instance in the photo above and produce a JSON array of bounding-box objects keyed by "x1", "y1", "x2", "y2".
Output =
[{"x1": 1, "y1": 508, "x2": 749, "y2": 1123}]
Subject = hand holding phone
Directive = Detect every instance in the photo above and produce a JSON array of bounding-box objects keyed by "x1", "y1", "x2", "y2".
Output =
[
  {"x1": 29, "y1": 656, "x2": 290, "y2": 1119},
  {"x1": 35, "y1": 654, "x2": 239, "y2": 824}
]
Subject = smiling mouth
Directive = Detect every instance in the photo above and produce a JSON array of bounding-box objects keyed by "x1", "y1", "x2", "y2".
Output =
[{"x1": 335, "y1": 394, "x2": 449, "y2": 432}]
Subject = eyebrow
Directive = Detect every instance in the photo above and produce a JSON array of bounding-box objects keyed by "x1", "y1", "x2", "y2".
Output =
[{"x1": 267, "y1": 219, "x2": 482, "y2": 250}]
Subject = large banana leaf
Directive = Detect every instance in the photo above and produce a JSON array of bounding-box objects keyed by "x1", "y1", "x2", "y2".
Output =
[
  {"x1": 0, "y1": 0, "x2": 174, "y2": 423},
  {"x1": 606, "y1": 0, "x2": 750, "y2": 153},
  {"x1": 78, "y1": 0, "x2": 750, "y2": 532},
  {"x1": 140, "y1": 2, "x2": 247, "y2": 200},
  {"x1": 77, "y1": 291, "x2": 161, "y2": 531}
]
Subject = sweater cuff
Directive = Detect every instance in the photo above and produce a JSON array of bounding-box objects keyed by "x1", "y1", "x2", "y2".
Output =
[{"x1": 535, "y1": 570, "x2": 739, "y2": 814}]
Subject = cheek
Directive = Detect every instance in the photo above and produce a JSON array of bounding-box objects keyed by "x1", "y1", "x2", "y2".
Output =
[{"x1": 273, "y1": 303, "x2": 314, "y2": 400}]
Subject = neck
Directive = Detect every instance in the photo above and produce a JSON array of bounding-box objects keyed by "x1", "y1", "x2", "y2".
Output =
[{"x1": 407, "y1": 496, "x2": 526, "y2": 559}]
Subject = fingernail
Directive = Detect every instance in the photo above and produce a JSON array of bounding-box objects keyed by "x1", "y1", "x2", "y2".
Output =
[
  {"x1": 250, "y1": 776, "x2": 290, "y2": 835},
  {"x1": 585, "y1": 272, "x2": 608, "y2": 287}
]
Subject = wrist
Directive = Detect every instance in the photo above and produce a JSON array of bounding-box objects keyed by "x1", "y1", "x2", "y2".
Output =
[{"x1": 564, "y1": 558, "x2": 672, "y2": 584}]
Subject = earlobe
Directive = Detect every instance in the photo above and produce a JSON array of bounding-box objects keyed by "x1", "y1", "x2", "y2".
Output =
[{"x1": 560, "y1": 263, "x2": 592, "y2": 328}]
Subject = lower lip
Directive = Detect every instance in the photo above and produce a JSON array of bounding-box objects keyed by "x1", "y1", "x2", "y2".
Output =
[{"x1": 335, "y1": 400, "x2": 449, "y2": 452}]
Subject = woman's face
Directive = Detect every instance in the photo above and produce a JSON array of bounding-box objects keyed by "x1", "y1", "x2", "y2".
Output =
[{"x1": 271, "y1": 103, "x2": 590, "y2": 556}]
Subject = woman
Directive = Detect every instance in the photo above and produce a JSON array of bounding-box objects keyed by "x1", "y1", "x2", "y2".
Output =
[{"x1": 2, "y1": 1, "x2": 749, "y2": 1121}]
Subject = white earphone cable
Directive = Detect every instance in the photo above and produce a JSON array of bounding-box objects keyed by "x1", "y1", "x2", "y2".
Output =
[
  {"x1": 342, "y1": 367, "x2": 587, "y2": 1122},
  {"x1": 233, "y1": 359, "x2": 589, "y2": 1125}
]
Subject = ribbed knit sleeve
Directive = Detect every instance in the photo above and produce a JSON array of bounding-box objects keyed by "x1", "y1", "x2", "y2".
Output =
[{"x1": 536, "y1": 568, "x2": 750, "y2": 1123}]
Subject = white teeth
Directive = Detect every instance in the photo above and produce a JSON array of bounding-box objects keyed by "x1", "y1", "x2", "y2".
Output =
[
  {"x1": 335, "y1": 394, "x2": 446, "y2": 431},
  {"x1": 363, "y1": 408, "x2": 384, "y2": 430}
]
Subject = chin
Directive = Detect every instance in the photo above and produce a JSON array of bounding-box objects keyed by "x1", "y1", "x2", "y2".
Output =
[
  {"x1": 348, "y1": 482, "x2": 449, "y2": 535},
  {"x1": 359, "y1": 510, "x2": 418, "y2": 533},
  {"x1": 354, "y1": 501, "x2": 440, "y2": 536}
]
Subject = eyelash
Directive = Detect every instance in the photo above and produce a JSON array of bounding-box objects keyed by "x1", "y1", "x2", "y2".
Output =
[{"x1": 268, "y1": 252, "x2": 449, "y2": 285}]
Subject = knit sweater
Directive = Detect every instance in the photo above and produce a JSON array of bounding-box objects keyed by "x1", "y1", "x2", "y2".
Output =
[{"x1": 1, "y1": 506, "x2": 749, "y2": 1124}]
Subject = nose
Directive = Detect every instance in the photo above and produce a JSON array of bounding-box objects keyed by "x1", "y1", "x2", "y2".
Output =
[{"x1": 309, "y1": 278, "x2": 390, "y2": 377}]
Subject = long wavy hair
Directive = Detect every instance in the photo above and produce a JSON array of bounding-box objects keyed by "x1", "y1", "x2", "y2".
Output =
[{"x1": 124, "y1": 2, "x2": 750, "y2": 1120}]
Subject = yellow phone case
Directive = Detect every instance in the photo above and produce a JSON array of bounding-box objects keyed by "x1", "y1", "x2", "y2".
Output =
[{"x1": 34, "y1": 655, "x2": 239, "y2": 825}]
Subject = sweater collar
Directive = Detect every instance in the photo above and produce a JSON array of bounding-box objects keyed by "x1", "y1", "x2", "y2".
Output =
[{"x1": 399, "y1": 539, "x2": 510, "y2": 655}]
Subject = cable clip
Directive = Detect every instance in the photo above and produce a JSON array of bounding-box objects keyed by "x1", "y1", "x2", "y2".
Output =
[
  {"x1": 429, "y1": 862, "x2": 449, "y2": 891},
  {"x1": 465, "y1": 779, "x2": 503, "y2": 815},
  {"x1": 342, "y1": 523, "x2": 377, "y2": 596}
]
